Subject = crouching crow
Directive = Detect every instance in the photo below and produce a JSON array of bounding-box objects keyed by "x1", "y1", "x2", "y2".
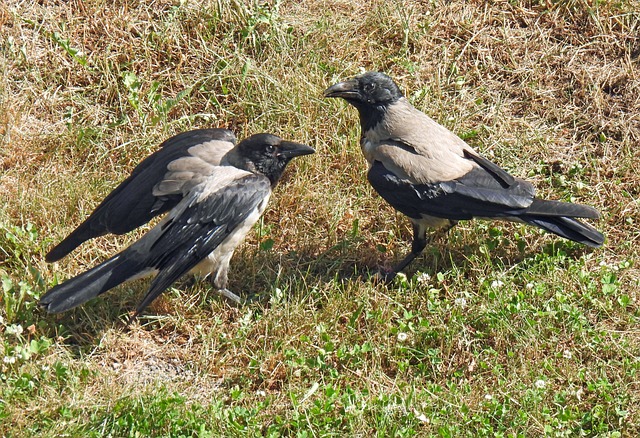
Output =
[
  {"x1": 41, "y1": 132, "x2": 314, "y2": 317},
  {"x1": 324, "y1": 71, "x2": 604, "y2": 280}
]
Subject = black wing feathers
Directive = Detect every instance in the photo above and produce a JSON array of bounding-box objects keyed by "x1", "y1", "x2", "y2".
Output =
[
  {"x1": 45, "y1": 129, "x2": 235, "y2": 262},
  {"x1": 463, "y1": 150, "x2": 516, "y2": 188},
  {"x1": 440, "y1": 165, "x2": 534, "y2": 210},
  {"x1": 368, "y1": 162, "x2": 451, "y2": 220},
  {"x1": 134, "y1": 174, "x2": 271, "y2": 315},
  {"x1": 368, "y1": 160, "x2": 533, "y2": 220},
  {"x1": 368, "y1": 160, "x2": 603, "y2": 246},
  {"x1": 42, "y1": 173, "x2": 271, "y2": 315}
]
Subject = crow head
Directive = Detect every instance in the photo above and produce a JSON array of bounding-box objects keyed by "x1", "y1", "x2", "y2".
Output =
[
  {"x1": 237, "y1": 134, "x2": 315, "y2": 186},
  {"x1": 324, "y1": 72, "x2": 403, "y2": 106},
  {"x1": 324, "y1": 72, "x2": 403, "y2": 131}
]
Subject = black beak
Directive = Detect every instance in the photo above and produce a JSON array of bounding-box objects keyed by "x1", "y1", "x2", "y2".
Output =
[
  {"x1": 323, "y1": 79, "x2": 360, "y2": 99},
  {"x1": 278, "y1": 141, "x2": 315, "y2": 159}
]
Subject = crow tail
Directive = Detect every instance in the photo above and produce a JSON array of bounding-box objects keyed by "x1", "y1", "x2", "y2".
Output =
[
  {"x1": 40, "y1": 252, "x2": 147, "y2": 313},
  {"x1": 519, "y1": 198, "x2": 604, "y2": 247},
  {"x1": 523, "y1": 215, "x2": 604, "y2": 248}
]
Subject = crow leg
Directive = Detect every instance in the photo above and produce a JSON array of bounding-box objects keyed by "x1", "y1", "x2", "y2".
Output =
[
  {"x1": 209, "y1": 274, "x2": 244, "y2": 305},
  {"x1": 382, "y1": 220, "x2": 457, "y2": 282}
]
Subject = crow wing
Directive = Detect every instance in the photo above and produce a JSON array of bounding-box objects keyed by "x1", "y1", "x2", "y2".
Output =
[
  {"x1": 131, "y1": 169, "x2": 272, "y2": 315},
  {"x1": 46, "y1": 128, "x2": 236, "y2": 262},
  {"x1": 367, "y1": 159, "x2": 536, "y2": 221}
]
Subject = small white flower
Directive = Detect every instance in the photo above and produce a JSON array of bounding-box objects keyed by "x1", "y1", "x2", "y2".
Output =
[
  {"x1": 384, "y1": 403, "x2": 403, "y2": 414},
  {"x1": 484, "y1": 394, "x2": 493, "y2": 401},
  {"x1": 256, "y1": 390, "x2": 266, "y2": 397},
  {"x1": 491, "y1": 280, "x2": 504, "y2": 289},
  {"x1": 535, "y1": 379, "x2": 546, "y2": 389},
  {"x1": 3, "y1": 356, "x2": 16, "y2": 364},
  {"x1": 454, "y1": 297, "x2": 467, "y2": 308},
  {"x1": 397, "y1": 332, "x2": 408, "y2": 342},
  {"x1": 6, "y1": 324, "x2": 23, "y2": 336},
  {"x1": 413, "y1": 409, "x2": 429, "y2": 423},
  {"x1": 416, "y1": 272, "x2": 431, "y2": 284},
  {"x1": 526, "y1": 282, "x2": 534, "y2": 290},
  {"x1": 563, "y1": 350, "x2": 572, "y2": 359}
]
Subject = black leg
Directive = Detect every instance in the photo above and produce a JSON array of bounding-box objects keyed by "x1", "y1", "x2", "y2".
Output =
[
  {"x1": 381, "y1": 220, "x2": 457, "y2": 283},
  {"x1": 390, "y1": 222, "x2": 428, "y2": 276}
]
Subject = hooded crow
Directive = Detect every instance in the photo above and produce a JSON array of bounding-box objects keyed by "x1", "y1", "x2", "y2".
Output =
[
  {"x1": 45, "y1": 128, "x2": 237, "y2": 262},
  {"x1": 40, "y1": 133, "x2": 314, "y2": 317},
  {"x1": 324, "y1": 71, "x2": 604, "y2": 279}
]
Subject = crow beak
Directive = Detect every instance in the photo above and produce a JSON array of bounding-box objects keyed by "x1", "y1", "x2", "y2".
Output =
[
  {"x1": 278, "y1": 141, "x2": 315, "y2": 159},
  {"x1": 323, "y1": 79, "x2": 360, "y2": 99}
]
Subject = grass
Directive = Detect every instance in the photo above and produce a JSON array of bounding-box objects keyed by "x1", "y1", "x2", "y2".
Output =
[{"x1": 1, "y1": 0, "x2": 639, "y2": 435}]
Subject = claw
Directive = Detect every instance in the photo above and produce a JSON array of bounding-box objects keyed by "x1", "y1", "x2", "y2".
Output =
[
  {"x1": 216, "y1": 288, "x2": 243, "y2": 305},
  {"x1": 372, "y1": 269, "x2": 397, "y2": 285}
]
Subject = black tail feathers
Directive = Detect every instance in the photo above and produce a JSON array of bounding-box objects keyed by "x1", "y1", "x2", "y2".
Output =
[
  {"x1": 521, "y1": 198, "x2": 604, "y2": 247},
  {"x1": 524, "y1": 215, "x2": 604, "y2": 248},
  {"x1": 526, "y1": 198, "x2": 601, "y2": 220},
  {"x1": 39, "y1": 253, "x2": 146, "y2": 313}
]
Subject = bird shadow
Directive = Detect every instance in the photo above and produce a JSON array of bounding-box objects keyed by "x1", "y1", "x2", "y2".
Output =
[
  {"x1": 37, "y1": 231, "x2": 595, "y2": 350},
  {"x1": 241, "y1": 231, "x2": 597, "y2": 296}
]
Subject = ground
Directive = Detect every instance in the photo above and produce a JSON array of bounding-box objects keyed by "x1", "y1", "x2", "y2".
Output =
[{"x1": 1, "y1": 0, "x2": 639, "y2": 436}]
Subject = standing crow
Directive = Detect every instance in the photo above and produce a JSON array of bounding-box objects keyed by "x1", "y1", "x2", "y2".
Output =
[
  {"x1": 40, "y1": 132, "x2": 314, "y2": 316},
  {"x1": 324, "y1": 71, "x2": 604, "y2": 280}
]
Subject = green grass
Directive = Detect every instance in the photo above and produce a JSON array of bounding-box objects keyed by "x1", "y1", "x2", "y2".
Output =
[{"x1": 2, "y1": 0, "x2": 640, "y2": 436}]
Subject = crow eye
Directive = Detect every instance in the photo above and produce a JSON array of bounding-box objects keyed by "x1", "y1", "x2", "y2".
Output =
[
  {"x1": 364, "y1": 83, "x2": 375, "y2": 92},
  {"x1": 266, "y1": 145, "x2": 275, "y2": 153}
]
